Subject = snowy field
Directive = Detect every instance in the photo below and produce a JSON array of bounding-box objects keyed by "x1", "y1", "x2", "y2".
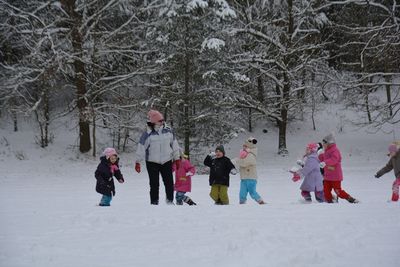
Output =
[{"x1": 1, "y1": 106, "x2": 399, "y2": 267}]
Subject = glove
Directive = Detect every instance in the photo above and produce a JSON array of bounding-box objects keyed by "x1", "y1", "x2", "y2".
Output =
[
  {"x1": 174, "y1": 160, "x2": 181, "y2": 170},
  {"x1": 292, "y1": 173, "x2": 301, "y2": 182},
  {"x1": 374, "y1": 174, "x2": 379, "y2": 178},
  {"x1": 319, "y1": 162, "x2": 326, "y2": 168},
  {"x1": 186, "y1": 171, "x2": 194, "y2": 176},
  {"x1": 135, "y1": 162, "x2": 141, "y2": 173},
  {"x1": 209, "y1": 151, "x2": 216, "y2": 159},
  {"x1": 118, "y1": 177, "x2": 124, "y2": 183}
]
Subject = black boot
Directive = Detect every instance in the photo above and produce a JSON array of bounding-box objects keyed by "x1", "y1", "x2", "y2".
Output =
[
  {"x1": 347, "y1": 196, "x2": 359, "y2": 203},
  {"x1": 184, "y1": 196, "x2": 197, "y2": 206}
]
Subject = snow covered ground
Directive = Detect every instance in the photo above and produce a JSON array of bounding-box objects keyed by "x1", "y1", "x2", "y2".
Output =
[{"x1": 1, "y1": 105, "x2": 399, "y2": 267}]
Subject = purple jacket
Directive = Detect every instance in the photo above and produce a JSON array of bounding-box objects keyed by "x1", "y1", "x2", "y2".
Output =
[{"x1": 299, "y1": 152, "x2": 324, "y2": 192}]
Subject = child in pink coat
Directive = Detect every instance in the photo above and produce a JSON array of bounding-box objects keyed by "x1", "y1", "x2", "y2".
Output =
[
  {"x1": 319, "y1": 133, "x2": 359, "y2": 203},
  {"x1": 173, "y1": 154, "x2": 196, "y2": 205}
]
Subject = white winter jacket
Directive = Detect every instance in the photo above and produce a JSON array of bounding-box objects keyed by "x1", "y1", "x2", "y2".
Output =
[
  {"x1": 135, "y1": 124, "x2": 180, "y2": 165},
  {"x1": 236, "y1": 147, "x2": 258, "y2": 179}
]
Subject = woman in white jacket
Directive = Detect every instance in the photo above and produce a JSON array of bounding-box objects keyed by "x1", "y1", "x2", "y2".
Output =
[
  {"x1": 234, "y1": 137, "x2": 265, "y2": 204},
  {"x1": 135, "y1": 110, "x2": 181, "y2": 205}
]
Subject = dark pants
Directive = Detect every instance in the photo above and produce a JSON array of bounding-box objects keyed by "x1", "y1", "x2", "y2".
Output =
[{"x1": 146, "y1": 161, "x2": 174, "y2": 204}]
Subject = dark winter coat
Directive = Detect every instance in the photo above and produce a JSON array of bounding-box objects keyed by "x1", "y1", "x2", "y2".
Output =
[
  {"x1": 95, "y1": 156, "x2": 124, "y2": 197},
  {"x1": 204, "y1": 155, "x2": 236, "y2": 187},
  {"x1": 376, "y1": 151, "x2": 400, "y2": 179}
]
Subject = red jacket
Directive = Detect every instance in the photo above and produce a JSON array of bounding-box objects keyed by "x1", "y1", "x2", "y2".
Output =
[
  {"x1": 319, "y1": 144, "x2": 343, "y2": 181},
  {"x1": 173, "y1": 159, "x2": 196, "y2": 192}
]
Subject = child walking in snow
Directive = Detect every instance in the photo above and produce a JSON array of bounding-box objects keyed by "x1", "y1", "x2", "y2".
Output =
[
  {"x1": 290, "y1": 143, "x2": 324, "y2": 203},
  {"x1": 375, "y1": 143, "x2": 400, "y2": 202},
  {"x1": 204, "y1": 145, "x2": 236, "y2": 205},
  {"x1": 319, "y1": 133, "x2": 359, "y2": 203},
  {"x1": 95, "y1": 148, "x2": 124, "y2": 206},
  {"x1": 173, "y1": 154, "x2": 197, "y2": 205},
  {"x1": 234, "y1": 137, "x2": 265, "y2": 204}
]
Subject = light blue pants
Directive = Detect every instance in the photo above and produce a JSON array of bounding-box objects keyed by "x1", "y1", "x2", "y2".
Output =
[
  {"x1": 100, "y1": 195, "x2": 112, "y2": 206},
  {"x1": 239, "y1": 179, "x2": 261, "y2": 203}
]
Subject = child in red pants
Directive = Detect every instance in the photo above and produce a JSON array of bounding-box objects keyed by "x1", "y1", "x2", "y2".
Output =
[
  {"x1": 375, "y1": 143, "x2": 400, "y2": 202},
  {"x1": 319, "y1": 133, "x2": 359, "y2": 203}
]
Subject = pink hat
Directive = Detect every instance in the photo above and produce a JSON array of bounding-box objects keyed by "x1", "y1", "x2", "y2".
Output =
[
  {"x1": 148, "y1": 109, "x2": 164, "y2": 124},
  {"x1": 103, "y1": 147, "x2": 117, "y2": 159},
  {"x1": 307, "y1": 143, "x2": 318, "y2": 152},
  {"x1": 388, "y1": 143, "x2": 398, "y2": 153}
]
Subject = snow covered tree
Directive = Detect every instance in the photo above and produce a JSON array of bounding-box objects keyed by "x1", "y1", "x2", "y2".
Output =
[
  {"x1": 226, "y1": 0, "x2": 332, "y2": 154},
  {"x1": 147, "y1": 0, "x2": 238, "y2": 156},
  {"x1": 320, "y1": 0, "x2": 400, "y2": 128}
]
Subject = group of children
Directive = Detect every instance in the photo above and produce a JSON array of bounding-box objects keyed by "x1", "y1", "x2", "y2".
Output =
[{"x1": 94, "y1": 135, "x2": 400, "y2": 206}]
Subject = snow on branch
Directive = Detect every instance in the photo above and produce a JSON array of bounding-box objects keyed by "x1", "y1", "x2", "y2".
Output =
[{"x1": 201, "y1": 38, "x2": 225, "y2": 52}]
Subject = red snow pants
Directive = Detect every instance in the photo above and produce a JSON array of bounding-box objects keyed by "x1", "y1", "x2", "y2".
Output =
[
  {"x1": 324, "y1": 180, "x2": 351, "y2": 202},
  {"x1": 392, "y1": 178, "x2": 400, "y2": 202}
]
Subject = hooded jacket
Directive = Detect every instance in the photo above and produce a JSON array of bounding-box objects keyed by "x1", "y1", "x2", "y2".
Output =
[
  {"x1": 95, "y1": 156, "x2": 124, "y2": 196},
  {"x1": 236, "y1": 147, "x2": 258, "y2": 179},
  {"x1": 319, "y1": 144, "x2": 343, "y2": 181},
  {"x1": 173, "y1": 159, "x2": 196, "y2": 192}
]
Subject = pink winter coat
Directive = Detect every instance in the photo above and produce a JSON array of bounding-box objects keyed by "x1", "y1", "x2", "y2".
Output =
[
  {"x1": 319, "y1": 144, "x2": 343, "y2": 181},
  {"x1": 173, "y1": 159, "x2": 196, "y2": 192}
]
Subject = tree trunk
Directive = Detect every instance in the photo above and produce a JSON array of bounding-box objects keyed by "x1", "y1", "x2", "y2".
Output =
[
  {"x1": 248, "y1": 108, "x2": 252, "y2": 133},
  {"x1": 184, "y1": 54, "x2": 191, "y2": 156},
  {"x1": 61, "y1": 0, "x2": 91, "y2": 153},
  {"x1": 278, "y1": 74, "x2": 289, "y2": 155},
  {"x1": 385, "y1": 75, "x2": 393, "y2": 117},
  {"x1": 92, "y1": 110, "x2": 96, "y2": 157},
  {"x1": 364, "y1": 77, "x2": 372, "y2": 123}
]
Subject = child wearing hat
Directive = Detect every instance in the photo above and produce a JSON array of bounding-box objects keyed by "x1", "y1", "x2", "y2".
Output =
[
  {"x1": 375, "y1": 143, "x2": 400, "y2": 202},
  {"x1": 234, "y1": 137, "x2": 265, "y2": 204},
  {"x1": 173, "y1": 154, "x2": 197, "y2": 205},
  {"x1": 95, "y1": 148, "x2": 124, "y2": 206},
  {"x1": 291, "y1": 143, "x2": 324, "y2": 203},
  {"x1": 204, "y1": 145, "x2": 236, "y2": 205},
  {"x1": 319, "y1": 133, "x2": 359, "y2": 203}
]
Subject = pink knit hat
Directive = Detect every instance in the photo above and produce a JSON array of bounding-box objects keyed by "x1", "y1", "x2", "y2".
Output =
[
  {"x1": 388, "y1": 143, "x2": 398, "y2": 153},
  {"x1": 148, "y1": 109, "x2": 164, "y2": 124},
  {"x1": 103, "y1": 147, "x2": 117, "y2": 159},
  {"x1": 307, "y1": 143, "x2": 319, "y2": 152}
]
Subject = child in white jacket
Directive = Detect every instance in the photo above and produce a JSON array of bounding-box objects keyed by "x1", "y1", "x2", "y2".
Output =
[{"x1": 234, "y1": 137, "x2": 265, "y2": 204}]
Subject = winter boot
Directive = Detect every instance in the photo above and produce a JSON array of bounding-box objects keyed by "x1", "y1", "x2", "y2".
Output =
[
  {"x1": 347, "y1": 196, "x2": 359, "y2": 203},
  {"x1": 183, "y1": 196, "x2": 196, "y2": 205},
  {"x1": 257, "y1": 199, "x2": 266, "y2": 205}
]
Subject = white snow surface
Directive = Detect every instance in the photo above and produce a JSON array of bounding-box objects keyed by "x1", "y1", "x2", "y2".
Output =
[{"x1": 1, "y1": 105, "x2": 399, "y2": 267}]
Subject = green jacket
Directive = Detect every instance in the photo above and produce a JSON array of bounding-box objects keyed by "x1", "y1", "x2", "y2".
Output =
[{"x1": 376, "y1": 151, "x2": 400, "y2": 179}]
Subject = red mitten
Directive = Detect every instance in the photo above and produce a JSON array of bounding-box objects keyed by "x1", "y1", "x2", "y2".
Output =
[
  {"x1": 292, "y1": 173, "x2": 301, "y2": 182},
  {"x1": 135, "y1": 162, "x2": 141, "y2": 173}
]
